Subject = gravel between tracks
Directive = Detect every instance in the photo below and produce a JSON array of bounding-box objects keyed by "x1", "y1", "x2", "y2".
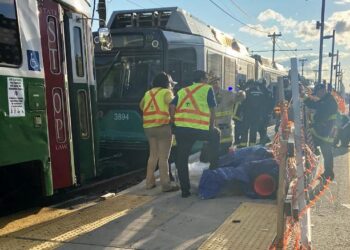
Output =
[{"x1": 311, "y1": 147, "x2": 350, "y2": 249}]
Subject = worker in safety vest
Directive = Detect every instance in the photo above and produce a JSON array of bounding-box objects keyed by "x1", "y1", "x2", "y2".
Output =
[
  {"x1": 169, "y1": 70, "x2": 220, "y2": 198},
  {"x1": 304, "y1": 84, "x2": 338, "y2": 181},
  {"x1": 209, "y1": 76, "x2": 246, "y2": 154},
  {"x1": 140, "y1": 72, "x2": 179, "y2": 192}
]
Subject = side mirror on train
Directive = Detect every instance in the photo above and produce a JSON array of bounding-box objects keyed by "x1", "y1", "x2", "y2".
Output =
[{"x1": 98, "y1": 27, "x2": 113, "y2": 51}]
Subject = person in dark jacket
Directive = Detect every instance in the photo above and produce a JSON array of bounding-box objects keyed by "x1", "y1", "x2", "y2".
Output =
[
  {"x1": 258, "y1": 80, "x2": 274, "y2": 145},
  {"x1": 304, "y1": 84, "x2": 338, "y2": 180},
  {"x1": 240, "y1": 81, "x2": 265, "y2": 147}
]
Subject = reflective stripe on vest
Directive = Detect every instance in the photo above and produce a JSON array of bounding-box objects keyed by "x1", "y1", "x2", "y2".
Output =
[
  {"x1": 310, "y1": 113, "x2": 337, "y2": 143},
  {"x1": 221, "y1": 135, "x2": 233, "y2": 143},
  {"x1": 310, "y1": 128, "x2": 334, "y2": 143},
  {"x1": 143, "y1": 88, "x2": 170, "y2": 128},
  {"x1": 174, "y1": 83, "x2": 211, "y2": 130},
  {"x1": 216, "y1": 110, "x2": 233, "y2": 117}
]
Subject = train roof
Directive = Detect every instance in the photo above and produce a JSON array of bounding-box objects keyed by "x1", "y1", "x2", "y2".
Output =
[
  {"x1": 252, "y1": 54, "x2": 286, "y2": 71},
  {"x1": 108, "y1": 7, "x2": 250, "y2": 56}
]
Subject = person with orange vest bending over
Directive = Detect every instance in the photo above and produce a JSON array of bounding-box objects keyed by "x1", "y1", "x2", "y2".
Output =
[
  {"x1": 140, "y1": 72, "x2": 179, "y2": 192},
  {"x1": 169, "y1": 70, "x2": 220, "y2": 198}
]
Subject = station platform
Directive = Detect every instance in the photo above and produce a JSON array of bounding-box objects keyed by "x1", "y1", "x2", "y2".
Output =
[{"x1": 0, "y1": 155, "x2": 277, "y2": 250}]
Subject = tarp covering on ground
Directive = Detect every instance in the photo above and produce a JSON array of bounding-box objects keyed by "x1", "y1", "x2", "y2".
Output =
[{"x1": 198, "y1": 146, "x2": 279, "y2": 199}]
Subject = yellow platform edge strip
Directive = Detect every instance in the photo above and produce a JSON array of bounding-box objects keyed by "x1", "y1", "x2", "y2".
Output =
[
  {"x1": 199, "y1": 202, "x2": 277, "y2": 250},
  {"x1": 0, "y1": 194, "x2": 153, "y2": 250}
]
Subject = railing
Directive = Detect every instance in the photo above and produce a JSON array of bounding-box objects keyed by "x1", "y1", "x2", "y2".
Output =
[{"x1": 270, "y1": 59, "x2": 332, "y2": 249}]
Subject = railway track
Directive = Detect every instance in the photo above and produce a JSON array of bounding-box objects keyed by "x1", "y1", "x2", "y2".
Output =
[{"x1": 0, "y1": 168, "x2": 146, "y2": 217}]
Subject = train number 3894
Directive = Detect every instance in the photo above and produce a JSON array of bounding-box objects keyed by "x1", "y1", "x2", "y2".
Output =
[{"x1": 113, "y1": 113, "x2": 129, "y2": 121}]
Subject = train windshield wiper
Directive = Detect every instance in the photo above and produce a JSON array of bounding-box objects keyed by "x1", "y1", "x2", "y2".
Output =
[{"x1": 98, "y1": 51, "x2": 120, "y2": 87}]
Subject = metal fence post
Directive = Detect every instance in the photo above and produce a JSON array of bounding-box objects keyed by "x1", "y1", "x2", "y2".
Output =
[{"x1": 290, "y1": 58, "x2": 311, "y2": 247}]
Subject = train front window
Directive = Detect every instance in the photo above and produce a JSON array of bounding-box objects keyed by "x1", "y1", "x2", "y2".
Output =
[
  {"x1": 112, "y1": 34, "x2": 144, "y2": 48},
  {"x1": 96, "y1": 54, "x2": 161, "y2": 102},
  {"x1": 0, "y1": 0, "x2": 22, "y2": 67},
  {"x1": 168, "y1": 48, "x2": 196, "y2": 85}
]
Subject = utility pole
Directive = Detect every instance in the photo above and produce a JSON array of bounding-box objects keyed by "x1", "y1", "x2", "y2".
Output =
[
  {"x1": 268, "y1": 32, "x2": 282, "y2": 67},
  {"x1": 326, "y1": 30, "x2": 336, "y2": 90},
  {"x1": 97, "y1": 0, "x2": 107, "y2": 27},
  {"x1": 337, "y1": 62, "x2": 342, "y2": 91},
  {"x1": 334, "y1": 50, "x2": 339, "y2": 91},
  {"x1": 313, "y1": 70, "x2": 318, "y2": 83},
  {"x1": 317, "y1": 0, "x2": 326, "y2": 85},
  {"x1": 299, "y1": 58, "x2": 308, "y2": 77}
]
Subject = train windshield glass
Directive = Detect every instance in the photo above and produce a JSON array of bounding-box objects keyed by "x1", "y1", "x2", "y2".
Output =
[
  {"x1": 96, "y1": 54, "x2": 161, "y2": 102},
  {"x1": 112, "y1": 34, "x2": 144, "y2": 48}
]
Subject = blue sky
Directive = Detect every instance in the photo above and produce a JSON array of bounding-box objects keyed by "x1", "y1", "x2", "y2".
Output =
[{"x1": 91, "y1": 0, "x2": 350, "y2": 91}]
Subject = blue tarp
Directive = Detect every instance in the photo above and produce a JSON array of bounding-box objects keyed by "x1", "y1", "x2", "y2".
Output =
[{"x1": 198, "y1": 146, "x2": 279, "y2": 199}]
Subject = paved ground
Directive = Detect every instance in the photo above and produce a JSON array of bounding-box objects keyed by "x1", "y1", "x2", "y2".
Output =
[{"x1": 312, "y1": 147, "x2": 350, "y2": 249}]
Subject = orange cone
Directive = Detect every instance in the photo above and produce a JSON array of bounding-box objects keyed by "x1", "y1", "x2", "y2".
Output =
[{"x1": 253, "y1": 174, "x2": 276, "y2": 197}]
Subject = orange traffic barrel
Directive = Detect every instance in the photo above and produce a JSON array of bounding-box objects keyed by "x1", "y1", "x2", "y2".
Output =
[{"x1": 253, "y1": 174, "x2": 276, "y2": 197}]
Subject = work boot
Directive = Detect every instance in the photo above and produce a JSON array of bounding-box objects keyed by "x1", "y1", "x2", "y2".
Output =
[
  {"x1": 162, "y1": 183, "x2": 180, "y2": 192},
  {"x1": 181, "y1": 191, "x2": 191, "y2": 198}
]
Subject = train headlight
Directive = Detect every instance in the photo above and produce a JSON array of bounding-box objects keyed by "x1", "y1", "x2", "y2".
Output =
[{"x1": 151, "y1": 40, "x2": 159, "y2": 48}]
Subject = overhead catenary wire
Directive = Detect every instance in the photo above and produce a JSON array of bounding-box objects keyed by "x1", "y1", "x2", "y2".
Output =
[
  {"x1": 276, "y1": 43, "x2": 295, "y2": 59},
  {"x1": 279, "y1": 38, "x2": 298, "y2": 57},
  {"x1": 126, "y1": 0, "x2": 144, "y2": 8},
  {"x1": 246, "y1": 38, "x2": 271, "y2": 51},
  {"x1": 208, "y1": 0, "x2": 268, "y2": 34},
  {"x1": 228, "y1": 0, "x2": 252, "y2": 19},
  {"x1": 148, "y1": 0, "x2": 163, "y2": 7}
]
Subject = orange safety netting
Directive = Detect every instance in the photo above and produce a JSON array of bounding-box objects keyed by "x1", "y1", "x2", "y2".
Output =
[
  {"x1": 332, "y1": 91, "x2": 346, "y2": 114},
  {"x1": 270, "y1": 98, "x2": 334, "y2": 250}
]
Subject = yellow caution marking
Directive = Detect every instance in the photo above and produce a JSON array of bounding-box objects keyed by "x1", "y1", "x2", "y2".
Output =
[
  {"x1": 0, "y1": 207, "x2": 73, "y2": 236},
  {"x1": 199, "y1": 202, "x2": 276, "y2": 250},
  {"x1": 0, "y1": 194, "x2": 152, "y2": 250}
]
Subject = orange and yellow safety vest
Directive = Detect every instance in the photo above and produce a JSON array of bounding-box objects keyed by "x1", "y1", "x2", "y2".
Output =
[
  {"x1": 142, "y1": 88, "x2": 171, "y2": 128},
  {"x1": 174, "y1": 83, "x2": 211, "y2": 131}
]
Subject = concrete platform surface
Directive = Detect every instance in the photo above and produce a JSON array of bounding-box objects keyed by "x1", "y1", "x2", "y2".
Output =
[{"x1": 56, "y1": 161, "x2": 274, "y2": 250}]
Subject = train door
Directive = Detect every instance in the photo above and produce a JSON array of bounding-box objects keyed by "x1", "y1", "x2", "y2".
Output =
[
  {"x1": 38, "y1": 0, "x2": 75, "y2": 189},
  {"x1": 64, "y1": 12, "x2": 96, "y2": 183}
]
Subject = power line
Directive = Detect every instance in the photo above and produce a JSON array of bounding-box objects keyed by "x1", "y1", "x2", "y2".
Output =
[
  {"x1": 246, "y1": 38, "x2": 271, "y2": 50},
  {"x1": 279, "y1": 38, "x2": 298, "y2": 57},
  {"x1": 126, "y1": 0, "x2": 144, "y2": 8},
  {"x1": 148, "y1": 0, "x2": 163, "y2": 7},
  {"x1": 275, "y1": 43, "x2": 294, "y2": 58},
  {"x1": 208, "y1": 0, "x2": 267, "y2": 34},
  {"x1": 218, "y1": 0, "x2": 233, "y2": 11},
  {"x1": 251, "y1": 48, "x2": 313, "y2": 53},
  {"x1": 228, "y1": 0, "x2": 251, "y2": 19}
]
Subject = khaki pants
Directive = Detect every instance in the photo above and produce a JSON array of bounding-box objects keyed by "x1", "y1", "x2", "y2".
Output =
[{"x1": 144, "y1": 125, "x2": 172, "y2": 190}]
